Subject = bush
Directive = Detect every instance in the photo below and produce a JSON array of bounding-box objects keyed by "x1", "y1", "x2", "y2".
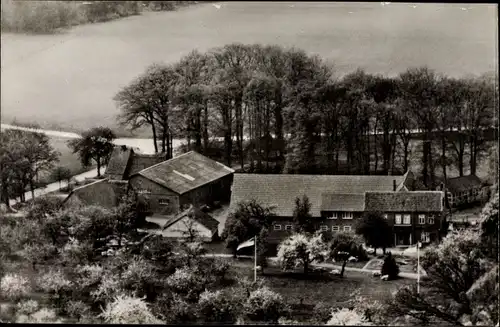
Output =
[
  {"x1": 16, "y1": 307, "x2": 63, "y2": 323},
  {"x1": 165, "y1": 267, "x2": 207, "y2": 302},
  {"x1": 162, "y1": 294, "x2": 197, "y2": 324},
  {"x1": 100, "y1": 294, "x2": 163, "y2": 324},
  {"x1": 313, "y1": 301, "x2": 332, "y2": 323},
  {"x1": 327, "y1": 308, "x2": 372, "y2": 326},
  {"x1": 242, "y1": 286, "x2": 286, "y2": 324},
  {"x1": 0, "y1": 273, "x2": 31, "y2": 301},
  {"x1": 197, "y1": 290, "x2": 239, "y2": 324},
  {"x1": 380, "y1": 253, "x2": 399, "y2": 280},
  {"x1": 16, "y1": 300, "x2": 39, "y2": 316},
  {"x1": 35, "y1": 269, "x2": 72, "y2": 294},
  {"x1": 64, "y1": 300, "x2": 91, "y2": 320}
]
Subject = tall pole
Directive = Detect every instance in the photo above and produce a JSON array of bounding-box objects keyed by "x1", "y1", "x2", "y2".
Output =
[
  {"x1": 417, "y1": 241, "x2": 421, "y2": 294},
  {"x1": 254, "y1": 235, "x2": 257, "y2": 282}
]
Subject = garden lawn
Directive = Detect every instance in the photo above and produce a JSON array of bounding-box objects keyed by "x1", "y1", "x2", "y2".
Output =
[{"x1": 228, "y1": 259, "x2": 414, "y2": 321}]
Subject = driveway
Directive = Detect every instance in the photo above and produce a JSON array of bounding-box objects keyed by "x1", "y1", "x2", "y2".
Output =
[{"x1": 8, "y1": 167, "x2": 100, "y2": 207}]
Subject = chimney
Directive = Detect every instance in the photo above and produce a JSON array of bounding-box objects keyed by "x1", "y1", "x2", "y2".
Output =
[{"x1": 393, "y1": 180, "x2": 397, "y2": 191}]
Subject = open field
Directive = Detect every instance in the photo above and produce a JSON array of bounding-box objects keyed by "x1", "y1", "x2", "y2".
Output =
[{"x1": 1, "y1": 2, "x2": 497, "y2": 131}]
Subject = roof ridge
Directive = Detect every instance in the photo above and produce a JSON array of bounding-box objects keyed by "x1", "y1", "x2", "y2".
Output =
[
  {"x1": 137, "y1": 151, "x2": 195, "y2": 176},
  {"x1": 70, "y1": 178, "x2": 108, "y2": 193},
  {"x1": 235, "y1": 173, "x2": 406, "y2": 178}
]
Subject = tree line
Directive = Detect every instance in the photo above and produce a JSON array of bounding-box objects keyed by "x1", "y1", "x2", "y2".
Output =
[{"x1": 115, "y1": 43, "x2": 497, "y2": 188}]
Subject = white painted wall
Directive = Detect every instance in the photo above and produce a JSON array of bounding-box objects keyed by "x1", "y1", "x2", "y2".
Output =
[{"x1": 162, "y1": 216, "x2": 213, "y2": 240}]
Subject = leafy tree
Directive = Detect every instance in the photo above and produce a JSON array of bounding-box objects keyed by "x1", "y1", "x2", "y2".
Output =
[
  {"x1": 68, "y1": 127, "x2": 116, "y2": 177},
  {"x1": 480, "y1": 191, "x2": 498, "y2": 260},
  {"x1": 50, "y1": 166, "x2": 72, "y2": 191},
  {"x1": 326, "y1": 308, "x2": 372, "y2": 326},
  {"x1": 277, "y1": 233, "x2": 327, "y2": 275},
  {"x1": 387, "y1": 230, "x2": 493, "y2": 325},
  {"x1": 197, "y1": 290, "x2": 239, "y2": 324},
  {"x1": 355, "y1": 211, "x2": 392, "y2": 255},
  {"x1": 292, "y1": 195, "x2": 315, "y2": 234},
  {"x1": 329, "y1": 232, "x2": 363, "y2": 277},
  {"x1": 242, "y1": 286, "x2": 287, "y2": 324},
  {"x1": 0, "y1": 130, "x2": 59, "y2": 204},
  {"x1": 222, "y1": 200, "x2": 275, "y2": 256},
  {"x1": 380, "y1": 252, "x2": 399, "y2": 280},
  {"x1": 100, "y1": 294, "x2": 163, "y2": 324}
]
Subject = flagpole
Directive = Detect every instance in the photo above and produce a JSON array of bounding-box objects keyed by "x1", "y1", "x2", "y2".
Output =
[
  {"x1": 254, "y1": 235, "x2": 257, "y2": 282},
  {"x1": 417, "y1": 241, "x2": 421, "y2": 294}
]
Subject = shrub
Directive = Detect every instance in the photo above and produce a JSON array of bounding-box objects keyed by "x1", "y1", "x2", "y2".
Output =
[
  {"x1": 100, "y1": 294, "x2": 163, "y2": 324},
  {"x1": 381, "y1": 253, "x2": 399, "y2": 280},
  {"x1": 16, "y1": 300, "x2": 39, "y2": 316},
  {"x1": 165, "y1": 267, "x2": 206, "y2": 302},
  {"x1": 35, "y1": 269, "x2": 72, "y2": 294},
  {"x1": 17, "y1": 307, "x2": 64, "y2": 323},
  {"x1": 242, "y1": 286, "x2": 286, "y2": 323},
  {"x1": 64, "y1": 300, "x2": 91, "y2": 320},
  {"x1": 0, "y1": 273, "x2": 31, "y2": 301},
  {"x1": 327, "y1": 308, "x2": 372, "y2": 326},
  {"x1": 197, "y1": 290, "x2": 239, "y2": 324},
  {"x1": 313, "y1": 301, "x2": 332, "y2": 323}
]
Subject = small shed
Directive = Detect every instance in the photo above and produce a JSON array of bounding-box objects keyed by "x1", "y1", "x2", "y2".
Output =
[
  {"x1": 64, "y1": 179, "x2": 129, "y2": 209},
  {"x1": 161, "y1": 205, "x2": 219, "y2": 242},
  {"x1": 444, "y1": 175, "x2": 485, "y2": 208}
]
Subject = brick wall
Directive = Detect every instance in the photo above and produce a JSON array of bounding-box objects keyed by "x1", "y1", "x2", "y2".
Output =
[{"x1": 129, "y1": 175, "x2": 180, "y2": 215}]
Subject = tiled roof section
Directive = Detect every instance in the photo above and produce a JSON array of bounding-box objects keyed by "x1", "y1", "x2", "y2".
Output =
[
  {"x1": 136, "y1": 151, "x2": 234, "y2": 195},
  {"x1": 163, "y1": 205, "x2": 219, "y2": 234},
  {"x1": 321, "y1": 193, "x2": 366, "y2": 211},
  {"x1": 446, "y1": 175, "x2": 482, "y2": 194},
  {"x1": 127, "y1": 154, "x2": 166, "y2": 178},
  {"x1": 105, "y1": 146, "x2": 133, "y2": 180},
  {"x1": 364, "y1": 191, "x2": 444, "y2": 213},
  {"x1": 230, "y1": 174, "x2": 406, "y2": 217},
  {"x1": 66, "y1": 179, "x2": 127, "y2": 208}
]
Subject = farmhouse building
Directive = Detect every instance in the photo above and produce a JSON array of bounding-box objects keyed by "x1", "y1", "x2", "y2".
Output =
[
  {"x1": 129, "y1": 151, "x2": 234, "y2": 216},
  {"x1": 442, "y1": 175, "x2": 486, "y2": 208},
  {"x1": 64, "y1": 179, "x2": 129, "y2": 209},
  {"x1": 229, "y1": 171, "x2": 445, "y2": 247},
  {"x1": 161, "y1": 205, "x2": 220, "y2": 242},
  {"x1": 104, "y1": 145, "x2": 166, "y2": 180}
]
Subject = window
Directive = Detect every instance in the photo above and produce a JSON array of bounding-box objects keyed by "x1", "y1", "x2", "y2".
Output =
[
  {"x1": 403, "y1": 214, "x2": 411, "y2": 225},
  {"x1": 341, "y1": 212, "x2": 353, "y2": 219},
  {"x1": 418, "y1": 214, "x2": 426, "y2": 224},
  {"x1": 395, "y1": 214, "x2": 402, "y2": 225},
  {"x1": 421, "y1": 232, "x2": 430, "y2": 243},
  {"x1": 327, "y1": 212, "x2": 338, "y2": 220},
  {"x1": 332, "y1": 226, "x2": 340, "y2": 232},
  {"x1": 159, "y1": 198, "x2": 170, "y2": 205},
  {"x1": 320, "y1": 225, "x2": 328, "y2": 231},
  {"x1": 137, "y1": 189, "x2": 151, "y2": 194},
  {"x1": 428, "y1": 216, "x2": 435, "y2": 225},
  {"x1": 285, "y1": 225, "x2": 293, "y2": 231},
  {"x1": 383, "y1": 214, "x2": 388, "y2": 219},
  {"x1": 343, "y1": 225, "x2": 352, "y2": 232},
  {"x1": 274, "y1": 224, "x2": 282, "y2": 231}
]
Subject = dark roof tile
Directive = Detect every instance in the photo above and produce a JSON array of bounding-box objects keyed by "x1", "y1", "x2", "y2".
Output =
[
  {"x1": 364, "y1": 191, "x2": 444, "y2": 212},
  {"x1": 446, "y1": 175, "x2": 482, "y2": 193},
  {"x1": 230, "y1": 174, "x2": 406, "y2": 217},
  {"x1": 136, "y1": 151, "x2": 234, "y2": 194}
]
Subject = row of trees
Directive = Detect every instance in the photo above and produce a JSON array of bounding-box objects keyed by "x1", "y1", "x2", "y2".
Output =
[
  {"x1": 116, "y1": 43, "x2": 497, "y2": 188},
  {"x1": 0, "y1": 130, "x2": 59, "y2": 205}
]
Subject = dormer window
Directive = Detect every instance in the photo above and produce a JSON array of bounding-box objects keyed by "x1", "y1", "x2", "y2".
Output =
[
  {"x1": 341, "y1": 212, "x2": 353, "y2": 220},
  {"x1": 327, "y1": 213, "x2": 338, "y2": 220}
]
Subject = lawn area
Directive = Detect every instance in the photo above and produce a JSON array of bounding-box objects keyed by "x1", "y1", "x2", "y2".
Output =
[{"x1": 228, "y1": 258, "x2": 414, "y2": 321}]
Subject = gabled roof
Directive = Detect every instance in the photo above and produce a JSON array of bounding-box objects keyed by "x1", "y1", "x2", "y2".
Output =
[
  {"x1": 321, "y1": 193, "x2": 366, "y2": 212},
  {"x1": 230, "y1": 173, "x2": 406, "y2": 217},
  {"x1": 446, "y1": 175, "x2": 482, "y2": 194},
  {"x1": 162, "y1": 205, "x2": 219, "y2": 234},
  {"x1": 105, "y1": 146, "x2": 134, "y2": 179},
  {"x1": 65, "y1": 178, "x2": 129, "y2": 208},
  {"x1": 364, "y1": 191, "x2": 444, "y2": 213},
  {"x1": 105, "y1": 145, "x2": 165, "y2": 180},
  {"x1": 134, "y1": 151, "x2": 234, "y2": 195}
]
